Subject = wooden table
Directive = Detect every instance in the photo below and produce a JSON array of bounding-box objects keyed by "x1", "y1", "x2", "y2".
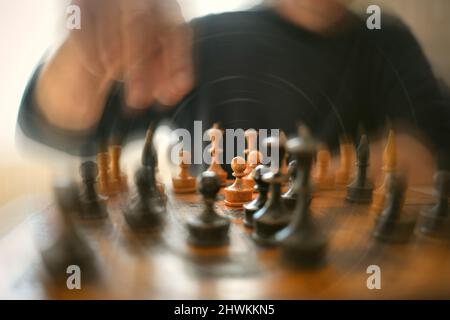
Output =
[{"x1": 0, "y1": 185, "x2": 449, "y2": 300}]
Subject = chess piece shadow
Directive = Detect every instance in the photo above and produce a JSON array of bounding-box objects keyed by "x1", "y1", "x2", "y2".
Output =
[{"x1": 41, "y1": 179, "x2": 99, "y2": 286}]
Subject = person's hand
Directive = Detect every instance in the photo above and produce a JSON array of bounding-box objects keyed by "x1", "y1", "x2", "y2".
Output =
[{"x1": 70, "y1": 0, "x2": 193, "y2": 108}]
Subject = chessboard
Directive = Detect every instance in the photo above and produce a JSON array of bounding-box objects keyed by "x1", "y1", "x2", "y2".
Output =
[
  {"x1": 0, "y1": 181, "x2": 449, "y2": 299},
  {"x1": 0, "y1": 125, "x2": 449, "y2": 300}
]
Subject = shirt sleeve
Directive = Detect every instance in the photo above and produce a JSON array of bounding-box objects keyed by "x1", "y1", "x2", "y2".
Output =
[{"x1": 16, "y1": 65, "x2": 167, "y2": 157}]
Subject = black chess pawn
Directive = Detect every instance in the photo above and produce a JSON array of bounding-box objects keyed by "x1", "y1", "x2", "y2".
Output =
[
  {"x1": 373, "y1": 172, "x2": 416, "y2": 243},
  {"x1": 41, "y1": 179, "x2": 98, "y2": 284},
  {"x1": 252, "y1": 136, "x2": 290, "y2": 246},
  {"x1": 243, "y1": 165, "x2": 270, "y2": 228},
  {"x1": 346, "y1": 134, "x2": 373, "y2": 203},
  {"x1": 420, "y1": 171, "x2": 450, "y2": 239},
  {"x1": 275, "y1": 125, "x2": 327, "y2": 268},
  {"x1": 187, "y1": 171, "x2": 230, "y2": 247},
  {"x1": 123, "y1": 166, "x2": 165, "y2": 231},
  {"x1": 79, "y1": 161, "x2": 108, "y2": 219},
  {"x1": 282, "y1": 160, "x2": 298, "y2": 210}
]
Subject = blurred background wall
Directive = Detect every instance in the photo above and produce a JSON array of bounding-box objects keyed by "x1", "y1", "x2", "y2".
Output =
[{"x1": 352, "y1": 0, "x2": 450, "y2": 84}]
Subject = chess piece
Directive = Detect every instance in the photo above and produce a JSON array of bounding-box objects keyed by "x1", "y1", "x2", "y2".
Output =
[
  {"x1": 97, "y1": 151, "x2": 111, "y2": 196},
  {"x1": 244, "y1": 129, "x2": 258, "y2": 175},
  {"x1": 335, "y1": 136, "x2": 353, "y2": 187},
  {"x1": 371, "y1": 130, "x2": 397, "y2": 214},
  {"x1": 346, "y1": 134, "x2": 373, "y2": 203},
  {"x1": 275, "y1": 125, "x2": 327, "y2": 268},
  {"x1": 108, "y1": 145, "x2": 128, "y2": 195},
  {"x1": 41, "y1": 179, "x2": 98, "y2": 283},
  {"x1": 172, "y1": 150, "x2": 196, "y2": 193},
  {"x1": 79, "y1": 161, "x2": 108, "y2": 219},
  {"x1": 224, "y1": 157, "x2": 253, "y2": 208},
  {"x1": 243, "y1": 150, "x2": 262, "y2": 190},
  {"x1": 142, "y1": 126, "x2": 167, "y2": 205},
  {"x1": 282, "y1": 160, "x2": 298, "y2": 210},
  {"x1": 244, "y1": 128, "x2": 258, "y2": 156},
  {"x1": 123, "y1": 166, "x2": 165, "y2": 231},
  {"x1": 373, "y1": 172, "x2": 416, "y2": 243},
  {"x1": 313, "y1": 148, "x2": 335, "y2": 190},
  {"x1": 279, "y1": 131, "x2": 289, "y2": 176},
  {"x1": 419, "y1": 171, "x2": 450, "y2": 239},
  {"x1": 187, "y1": 172, "x2": 230, "y2": 247},
  {"x1": 252, "y1": 136, "x2": 290, "y2": 246},
  {"x1": 243, "y1": 165, "x2": 270, "y2": 228},
  {"x1": 142, "y1": 125, "x2": 157, "y2": 167},
  {"x1": 206, "y1": 124, "x2": 227, "y2": 185}
]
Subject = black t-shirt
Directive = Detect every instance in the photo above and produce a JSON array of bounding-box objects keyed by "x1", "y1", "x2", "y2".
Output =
[{"x1": 17, "y1": 7, "x2": 450, "y2": 170}]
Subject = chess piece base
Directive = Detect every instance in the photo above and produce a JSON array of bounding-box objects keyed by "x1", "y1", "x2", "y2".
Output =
[
  {"x1": 187, "y1": 218, "x2": 230, "y2": 247},
  {"x1": 276, "y1": 218, "x2": 327, "y2": 268},
  {"x1": 281, "y1": 195, "x2": 296, "y2": 211},
  {"x1": 251, "y1": 232, "x2": 278, "y2": 247},
  {"x1": 123, "y1": 200, "x2": 164, "y2": 231},
  {"x1": 80, "y1": 198, "x2": 108, "y2": 219},
  {"x1": 172, "y1": 177, "x2": 197, "y2": 194},
  {"x1": 280, "y1": 237, "x2": 327, "y2": 268},
  {"x1": 253, "y1": 211, "x2": 290, "y2": 246},
  {"x1": 420, "y1": 208, "x2": 450, "y2": 239},
  {"x1": 243, "y1": 202, "x2": 261, "y2": 228},
  {"x1": 224, "y1": 188, "x2": 252, "y2": 208},
  {"x1": 373, "y1": 214, "x2": 416, "y2": 243},
  {"x1": 346, "y1": 185, "x2": 373, "y2": 203}
]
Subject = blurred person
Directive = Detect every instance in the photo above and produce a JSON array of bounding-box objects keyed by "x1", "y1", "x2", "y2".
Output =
[{"x1": 17, "y1": 0, "x2": 450, "y2": 174}]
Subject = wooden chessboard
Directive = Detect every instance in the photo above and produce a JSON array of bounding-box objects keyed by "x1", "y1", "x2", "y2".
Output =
[{"x1": 1, "y1": 185, "x2": 449, "y2": 300}]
